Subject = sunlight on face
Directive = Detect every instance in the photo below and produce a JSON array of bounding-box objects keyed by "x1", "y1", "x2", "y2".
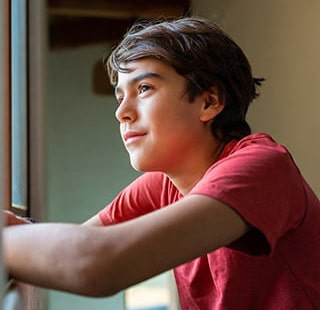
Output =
[{"x1": 115, "y1": 58, "x2": 214, "y2": 177}]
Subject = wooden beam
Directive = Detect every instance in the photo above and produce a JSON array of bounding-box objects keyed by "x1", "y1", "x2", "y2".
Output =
[
  {"x1": 49, "y1": 17, "x2": 136, "y2": 49},
  {"x1": 48, "y1": 0, "x2": 189, "y2": 19},
  {"x1": 48, "y1": 0, "x2": 190, "y2": 49}
]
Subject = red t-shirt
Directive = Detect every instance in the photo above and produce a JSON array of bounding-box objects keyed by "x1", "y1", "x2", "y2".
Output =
[{"x1": 99, "y1": 133, "x2": 320, "y2": 309}]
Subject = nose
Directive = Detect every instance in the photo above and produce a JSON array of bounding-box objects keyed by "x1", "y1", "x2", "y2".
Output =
[{"x1": 115, "y1": 97, "x2": 137, "y2": 123}]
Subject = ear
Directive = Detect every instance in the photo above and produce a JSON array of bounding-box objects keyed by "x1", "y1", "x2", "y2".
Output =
[{"x1": 199, "y1": 87, "x2": 224, "y2": 122}]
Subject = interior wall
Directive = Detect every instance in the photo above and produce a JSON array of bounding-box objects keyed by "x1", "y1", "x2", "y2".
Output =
[
  {"x1": 46, "y1": 44, "x2": 140, "y2": 310},
  {"x1": 192, "y1": 0, "x2": 320, "y2": 195}
]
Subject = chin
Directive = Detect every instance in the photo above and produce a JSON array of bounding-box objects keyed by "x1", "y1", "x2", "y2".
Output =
[
  {"x1": 129, "y1": 158, "x2": 159, "y2": 173},
  {"x1": 130, "y1": 158, "x2": 146, "y2": 172}
]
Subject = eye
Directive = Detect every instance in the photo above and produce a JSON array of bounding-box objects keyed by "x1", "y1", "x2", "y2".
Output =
[
  {"x1": 138, "y1": 84, "x2": 151, "y2": 94},
  {"x1": 116, "y1": 96, "x2": 124, "y2": 105}
]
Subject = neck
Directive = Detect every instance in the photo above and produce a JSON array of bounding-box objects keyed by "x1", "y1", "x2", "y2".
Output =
[{"x1": 167, "y1": 141, "x2": 225, "y2": 195}]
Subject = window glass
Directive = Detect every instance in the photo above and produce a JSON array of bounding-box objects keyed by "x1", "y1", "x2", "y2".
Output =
[{"x1": 11, "y1": 0, "x2": 28, "y2": 215}]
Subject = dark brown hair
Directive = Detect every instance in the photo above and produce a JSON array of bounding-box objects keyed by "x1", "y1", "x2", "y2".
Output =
[{"x1": 105, "y1": 17, "x2": 264, "y2": 143}]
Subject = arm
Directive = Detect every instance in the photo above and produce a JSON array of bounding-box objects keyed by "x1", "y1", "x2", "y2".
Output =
[{"x1": 3, "y1": 195, "x2": 250, "y2": 297}]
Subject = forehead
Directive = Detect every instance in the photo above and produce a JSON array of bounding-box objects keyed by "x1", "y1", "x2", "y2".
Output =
[{"x1": 120, "y1": 58, "x2": 172, "y2": 73}]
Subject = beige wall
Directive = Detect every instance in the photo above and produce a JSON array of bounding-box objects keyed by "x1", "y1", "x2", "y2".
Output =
[{"x1": 192, "y1": 0, "x2": 320, "y2": 195}]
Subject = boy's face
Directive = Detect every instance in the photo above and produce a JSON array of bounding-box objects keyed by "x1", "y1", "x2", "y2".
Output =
[{"x1": 114, "y1": 58, "x2": 213, "y2": 175}]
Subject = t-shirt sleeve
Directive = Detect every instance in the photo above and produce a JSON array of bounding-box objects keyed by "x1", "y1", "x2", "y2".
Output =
[
  {"x1": 99, "y1": 172, "x2": 165, "y2": 225},
  {"x1": 190, "y1": 143, "x2": 307, "y2": 255}
]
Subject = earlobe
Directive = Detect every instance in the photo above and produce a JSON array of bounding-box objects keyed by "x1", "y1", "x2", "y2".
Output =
[{"x1": 200, "y1": 89, "x2": 224, "y2": 122}]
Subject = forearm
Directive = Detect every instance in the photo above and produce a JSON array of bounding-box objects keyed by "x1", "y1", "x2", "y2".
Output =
[
  {"x1": 3, "y1": 223, "x2": 115, "y2": 296},
  {"x1": 3, "y1": 195, "x2": 249, "y2": 298}
]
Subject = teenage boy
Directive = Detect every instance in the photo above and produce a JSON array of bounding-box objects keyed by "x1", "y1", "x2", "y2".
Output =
[{"x1": 4, "y1": 17, "x2": 320, "y2": 309}]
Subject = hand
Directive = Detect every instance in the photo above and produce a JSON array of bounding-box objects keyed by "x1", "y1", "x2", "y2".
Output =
[{"x1": 3, "y1": 210, "x2": 32, "y2": 226}]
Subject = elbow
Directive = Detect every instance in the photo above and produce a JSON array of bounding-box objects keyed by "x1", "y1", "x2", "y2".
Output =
[
  {"x1": 81, "y1": 275, "x2": 122, "y2": 298},
  {"x1": 75, "y1": 255, "x2": 124, "y2": 298}
]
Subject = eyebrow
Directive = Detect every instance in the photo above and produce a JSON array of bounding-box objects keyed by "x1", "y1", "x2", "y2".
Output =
[{"x1": 115, "y1": 72, "x2": 163, "y2": 96}]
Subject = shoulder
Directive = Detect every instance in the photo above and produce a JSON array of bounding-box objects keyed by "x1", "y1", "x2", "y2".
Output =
[
  {"x1": 190, "y1": 133, "x2": 307, "y2": 254},
  {"x1": 197, "y1": 133, "x2": 302, "y2": 195},
  {"x1": 214, "y1": 133, "x2": 295, "y2": 175},
  {"x1": 227, "y1": 133, "x2": 290, "y2": 157}
]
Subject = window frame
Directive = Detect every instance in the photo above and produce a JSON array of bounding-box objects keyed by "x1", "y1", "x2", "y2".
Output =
[{"x1": 1, "y1": 0, "x2": 11, "y2": 215}]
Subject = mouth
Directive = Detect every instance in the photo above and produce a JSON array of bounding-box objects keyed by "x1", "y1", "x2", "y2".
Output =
[{"x1": 123, "y1": 131, "x2": 147, "y2": 145}]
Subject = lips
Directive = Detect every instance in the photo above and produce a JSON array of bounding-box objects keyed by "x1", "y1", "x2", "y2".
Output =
[{"x1": 123, "y1": 131, "x2": 146, "y2": 143}]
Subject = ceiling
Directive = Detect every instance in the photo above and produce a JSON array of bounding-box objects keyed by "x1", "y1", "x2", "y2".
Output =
[{"x1": 48, "y1": 0, "x2": 190, "y2": 50}]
